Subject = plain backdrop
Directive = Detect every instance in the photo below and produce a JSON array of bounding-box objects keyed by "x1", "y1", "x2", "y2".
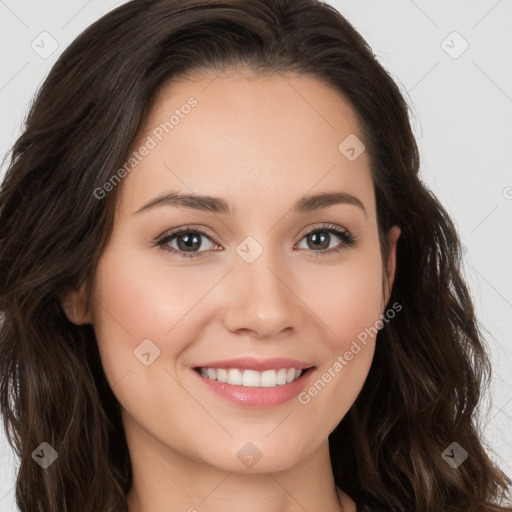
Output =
[{"x1": 0, "y1": 0, "x2": 511, "y2": 509}]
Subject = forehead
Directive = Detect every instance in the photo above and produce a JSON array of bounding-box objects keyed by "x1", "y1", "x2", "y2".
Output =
[{"x1": 117, "y1": 70, "x2": 375, "y2": 220}]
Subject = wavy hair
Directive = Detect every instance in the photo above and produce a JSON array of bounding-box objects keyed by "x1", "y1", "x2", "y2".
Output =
[{"x1": 0, "y1": 1, "x2": 510, "y2": 511}]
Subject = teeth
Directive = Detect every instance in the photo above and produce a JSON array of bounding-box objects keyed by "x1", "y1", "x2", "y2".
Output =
[
  {"x1": 276, "y1": 368, "x2": 287, "y2": 385},
  {"x1": 243, "y1": 370, "x2": 260, "y2": 387},
  {"x1": 228, "y1": 368, "x2": 242, "y2": 385},
  {"x1": 198, "y1": 367, "x2": 304, "y2": 387}
]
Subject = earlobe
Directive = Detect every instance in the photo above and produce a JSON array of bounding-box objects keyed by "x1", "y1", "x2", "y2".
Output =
[
  {"x1": 61, "y1": 282, "x2": 92, "y2": 325},
  {"x1": 384, "y1": 225, "x2": 401, "y2": 306}
]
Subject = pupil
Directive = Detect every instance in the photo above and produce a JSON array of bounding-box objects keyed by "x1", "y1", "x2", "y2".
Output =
[
  {"x1": 179, "y1": 233, "x2": 200, "y2": 251},
  {"x1": 310, "y1": 232, "x2": 329, "y2": 250}
]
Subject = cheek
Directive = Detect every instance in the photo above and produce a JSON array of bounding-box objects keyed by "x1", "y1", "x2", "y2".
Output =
[
  {"x1": 92, "y1": 245, "x2": 199, "y2": 339},
  {"x1": 89, "y1": 247, "x2": 184, "y2": 388},
  {"x1": 293, "y1": 248, "x2": 384, "y2": 419},
  {"x1": 89, "y1": 247, "x2": 206, "y2": 432},
  {"x1": 303, "y1": 249, "x2": 384, "y2": 345}
]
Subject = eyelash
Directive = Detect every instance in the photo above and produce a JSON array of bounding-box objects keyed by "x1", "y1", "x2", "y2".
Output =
[{"x1": 156, "y1": 223, "x2": 357, "y2": 259}]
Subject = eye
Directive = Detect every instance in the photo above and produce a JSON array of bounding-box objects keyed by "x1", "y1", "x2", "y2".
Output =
[
  {"x1": 295, "y1": 223, "x2": 357, "y2": 256},
  {"x1": 157, "y1": 226, "x2": 219, "y2": 258},
  {"x1": 156, "y1": 223, "x2": 357, "y2": 259}
]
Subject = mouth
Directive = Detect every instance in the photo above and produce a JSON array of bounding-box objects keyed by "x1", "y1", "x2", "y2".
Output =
[
  {"x1": 192, "y1": 360, "x2": 316, "y2": 408},
  {"x1": 193, "y1": 366, "x2": 314, "y2": 387}
]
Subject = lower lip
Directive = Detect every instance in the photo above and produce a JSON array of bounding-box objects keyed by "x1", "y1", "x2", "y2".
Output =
[{"x1": 193, "y1": 368, "x2": 315, "y2": 408}]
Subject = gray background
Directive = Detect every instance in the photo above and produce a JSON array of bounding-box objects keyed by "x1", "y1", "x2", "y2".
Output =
[{"x1": 1, "y1": 0, "x2": 511, "y2": 509}]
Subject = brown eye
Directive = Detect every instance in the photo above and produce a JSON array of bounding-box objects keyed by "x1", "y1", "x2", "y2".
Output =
[
  {"x1": 157, "y1": 227, "x2": 218, "y2": 258},
  {"x1": 296, "y1": 225, "x2": 356, "y2": 255}
]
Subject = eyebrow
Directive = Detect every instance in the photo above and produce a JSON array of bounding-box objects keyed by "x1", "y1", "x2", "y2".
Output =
[{"x1": 134, "y1": 190, "x2": 367, "y2": 217}]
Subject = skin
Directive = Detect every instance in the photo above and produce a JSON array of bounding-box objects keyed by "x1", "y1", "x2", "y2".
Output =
[{"x1": 65, "y1": 69, "x2": 400, "y2": 512}]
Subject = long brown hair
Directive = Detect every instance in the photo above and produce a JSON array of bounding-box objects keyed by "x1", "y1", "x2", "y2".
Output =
[{"x1": 0, "y1": 1, "x2": 510, "y2": 511}]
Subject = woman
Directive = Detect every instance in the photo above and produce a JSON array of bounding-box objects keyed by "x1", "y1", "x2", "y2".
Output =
[{"x1": 0, "y1": 1, "x2": 510, "y2": 511}]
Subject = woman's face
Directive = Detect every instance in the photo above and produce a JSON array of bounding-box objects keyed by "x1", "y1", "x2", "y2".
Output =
[{"x1": 69, "y1": 70, "x2": 400, "y2": 473}]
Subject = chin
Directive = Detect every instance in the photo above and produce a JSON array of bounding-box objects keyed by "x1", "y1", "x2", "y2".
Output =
[{"x1": 199, "y1": 437, "x2": 309, "y2": 474}]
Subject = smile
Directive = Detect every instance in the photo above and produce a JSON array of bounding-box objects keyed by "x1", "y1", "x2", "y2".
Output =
[
  {"x1": 192, "y1": 359, "x2": 316, "y2": 408},
  {"x1": 197, "y1": 367, "x2": 304, "y2": 387}
]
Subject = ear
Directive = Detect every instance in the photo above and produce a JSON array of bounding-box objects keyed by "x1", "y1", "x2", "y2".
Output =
[
  {"x1": 61, "y1": 282, "x2": 92, "y2": 325},
  {"x1": 383, "y1": 225, "x2": 401, "y2": 307}
]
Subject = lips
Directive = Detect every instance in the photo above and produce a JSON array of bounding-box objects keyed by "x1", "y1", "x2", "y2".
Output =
[{"x1": 192, "y1": 357, "x2": 316, "y2": 407}]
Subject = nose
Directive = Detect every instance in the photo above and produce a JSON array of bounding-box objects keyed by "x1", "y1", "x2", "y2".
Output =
[{"x1": 221, "y1": 242, "x2": 303, "y2": 339}]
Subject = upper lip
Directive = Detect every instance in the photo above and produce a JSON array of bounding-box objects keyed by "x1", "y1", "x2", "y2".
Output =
[{"x1": 195, "y1": 357, "x2": 314, "y2": 371}]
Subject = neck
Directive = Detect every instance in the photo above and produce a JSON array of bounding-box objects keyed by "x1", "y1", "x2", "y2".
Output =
[{"x1": 124, "y1": 414, "x2": 353, "y2": 512}]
